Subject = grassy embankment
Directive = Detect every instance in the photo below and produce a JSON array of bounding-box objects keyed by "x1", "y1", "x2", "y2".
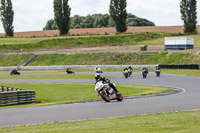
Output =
[
  {"x1": 0, "y1": 33, "x2": 199, "y2": 50},
  {"x1": 0, "y1": 83, "x2": 169, "y2": 108},
  {"x1": 1, "y1": 110, "x2": 200, "y2": 132},
  {"x1": 0, "y1": 51, "x2": 199, "y2": 66},
  {"x1": 0, "y1": 33, "x2": 174, "y2": 50}
]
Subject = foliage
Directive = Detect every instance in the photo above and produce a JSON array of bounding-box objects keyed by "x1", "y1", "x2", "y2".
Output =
[
  {"x1": 53, "y1": 0, "x2": 71, "y2": 35},
  {"x1": 109, "y1": 0, "x2": 127, "y2": 32},
  {"x1": 43, "y1": 19, "x2": 57, "y2": 30},
  {"x1": 180, "y1": 0, "x2": 197, "y2": 34},
  {"x1": 43, "y1": 13, "x2": 155, "y2": 30},
  {"x1": 127, "y1": 13, "x2": 155, "y2": 26},
  {"x1": 0, "y1": 0, "x2": 14, "y2": 37}
]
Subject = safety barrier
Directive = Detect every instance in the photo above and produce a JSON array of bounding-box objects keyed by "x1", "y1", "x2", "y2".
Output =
[
  {"x1": 0, "y1": 86, "x2": 35, "y2": 106},
  {"x1": 159, "y1": 64, "x2": 199, "y2": 70}
]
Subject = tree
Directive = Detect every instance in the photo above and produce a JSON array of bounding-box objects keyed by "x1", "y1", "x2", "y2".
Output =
[
  {"x1": 180, "y1": 0, "x2": 197, "y2": 34},
  {"x1": 82, "y1": 15, "x2": 94, "y2": 28},
  {"x1": 70, "y1": 15, "x2": 83, "y2": 29},
  {"x1": 0, "y1": 0, "x2": 14, "y2": 37},
  {"x1": 43, "y1": 13, "x2": 155, "y2": 30},
  {"x1": 54, "y1": 0, "x2": 71, "y2": 35},
  {"x1": 43, "y1": 19, "x2": 57, "y2": 30},
  {"x1": 126, "y1": 13, "x2": 155, "y2": 27},
  {"x1": 109, "y1": 0, "x2": 127, "y2": 32}
]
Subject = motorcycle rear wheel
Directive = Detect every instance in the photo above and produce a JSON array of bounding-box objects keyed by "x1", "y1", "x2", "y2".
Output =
[{"x1": 100, "y1": 92, "x2": 110, "y2": 102}]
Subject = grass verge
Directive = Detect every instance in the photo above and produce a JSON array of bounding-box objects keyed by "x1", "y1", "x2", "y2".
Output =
[
  {"x1": 161, "y1": 69, "x2": 200, "y2": 76},
  {"x1": 0, "y1": 83, "x2": 169, "y2": 108},
  {"x1": 0, "y1": 74, "x2": 94, "y2": 79},
  {"x1": 1, "y1": 110, "x2": 200, "y2": 132},
  {"x1": 0, "y1": 33, "x2": 171, "y2": 50}
]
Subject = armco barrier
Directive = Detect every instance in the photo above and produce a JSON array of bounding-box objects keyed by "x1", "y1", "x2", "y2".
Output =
[
  {"x1": 159, "y1": 64, "x2": 199, "y2": 69},
  {"x1": 0, "y1": 86, "x2": 35, "y2": 106}
]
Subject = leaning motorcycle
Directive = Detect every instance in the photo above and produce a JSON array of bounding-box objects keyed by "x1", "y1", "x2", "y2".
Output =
[
  {"x1": 10, "y1": 69, "x2": 20, "y2": 75},
  {"x1": 128, "y1": 68, "x2": 132, "y2": 77},
  {"x1": 95, "y1": 81, "x2": 123, "y2": 102},
  {"x1": 123, "y1": 70, "x2": 129, "y2": 78}
]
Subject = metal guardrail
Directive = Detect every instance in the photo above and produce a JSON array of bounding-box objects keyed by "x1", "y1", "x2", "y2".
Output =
[
  {"x1": 0, "y1": 86, "x2": 35, "y2": 106},
  {"x1": 21, "y1": 54, "x2": 38, "y2": 66}
]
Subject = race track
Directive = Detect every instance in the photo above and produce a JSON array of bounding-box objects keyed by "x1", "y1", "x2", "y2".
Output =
[{"x1": 0, "y1": 72, "x2": 200, "y2": 127}]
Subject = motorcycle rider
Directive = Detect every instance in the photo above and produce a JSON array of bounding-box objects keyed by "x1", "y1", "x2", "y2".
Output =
[
  {"x1": 154, "y1": 65, "x2": 160, "y2": 71},
  {"x1": 128, "y1": 66, "x2": 133, "y2": 76},
  {"x1": 154, "y1": 65, "x2": 161, "y2": 77},
  {"x1": 94, "y1": 66, "x2": 102, "y2": 73},
  {"x1": 66, "y1": 68, "x2": 75, "y2": 74},
  {"x1": 10, "y1": 68, "x2": 19, "y2": 75},
  {"x1": 141, "y1": 67, "x2": 148, "y2": 78},
  {"x1": 128, "y1": 66, "x2": 133, "y2": 71},
  {"x1": 95, "y1": 74, "x2": 119, "y2": 94},
  {"x1": 124, "y1": 67, "x2": 128, "y2": 72},
  {"x1": 123, "y1": 67, "x2": 129, "y2": 78}
]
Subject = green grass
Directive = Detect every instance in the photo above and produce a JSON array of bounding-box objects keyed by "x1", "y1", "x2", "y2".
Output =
[
  {"x1": 0, "y1": 33, "x2": 171, "y2": 50},
  {"x1": 1, "y1": 110, "x2": 200, "y2": 133},
  {"x1": 28, "y1": 52, "x2": 200, "y2": 65},
  {"x1": 0, "y1": 52, "x2": 199, "y2": 67},
  {"x1": 162, "y1": 69, "x2": 200, "y2": 76},
  {"x1": 0, "y1": 83, "x2": 169, "y2": 108},
  {"x1": 0, "y1": 37, "x2": 58, "y2": 45},
  {"x1": 0, "y1": 74, "x2": 94, "y2": 79},
  {"x1": 0, "y1": 70, "x2": 66, "y2": 74},
  {"x1": 140, "y1": 34, "x2": 200, "y2": 46},
  {"x1": 0, "y1": 54, "x2": 33, "y2": 66}
]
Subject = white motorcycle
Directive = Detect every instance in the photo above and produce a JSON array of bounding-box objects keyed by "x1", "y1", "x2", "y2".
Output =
[{"x1": 95, "y1": 80, "x2": 123, "y2": 102}]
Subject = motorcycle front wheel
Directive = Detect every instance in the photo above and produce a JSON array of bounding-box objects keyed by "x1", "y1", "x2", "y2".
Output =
[
  {"x1": 116, "y1": 94, "x2": 123, "y2": 101},
  {"x1": 156, "y1": 72, "x2": 160, "y2": 77},
  {"x1": 100, "y1": 92, "x2": 110, "y2": 102}
]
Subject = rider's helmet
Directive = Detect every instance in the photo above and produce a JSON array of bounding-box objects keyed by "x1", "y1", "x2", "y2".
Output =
[{"x1": 95, "y1": 73, "x2": 101, "y2": 81}]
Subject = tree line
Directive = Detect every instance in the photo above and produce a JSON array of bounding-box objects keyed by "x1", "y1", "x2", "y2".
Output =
[
  {"x1": 43, "y1": 13, "x2": 155, "y2": 31},
  {"x1": 0, "y1": 0, "x2": 198, "y2": 37}
]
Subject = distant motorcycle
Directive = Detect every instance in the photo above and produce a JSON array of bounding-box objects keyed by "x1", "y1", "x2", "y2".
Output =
[
  {"x1": 10, "y1": 69, "x2": 20, "y2": 75},
  {"x1": 95, "y1": 80, "x2": 123, "y2": 102},
  {"x1": 154, "y1": 66, "x2": 161, "y2": 77},
  {"x1": 141, "y1": 67, "x2": 148, "y2": 78},
  {"x1": 155, "y1": 69, "x2": 161, "y2": 77},
  {"x1": 128, "y1": 68, "x2": 132, "y2": 77},
  {"x1": 123, "y1": 69, "x2": 129, "y2": 78},
  {"x1": 66, "y1": 68, "x2": 75, "y2": 74}
]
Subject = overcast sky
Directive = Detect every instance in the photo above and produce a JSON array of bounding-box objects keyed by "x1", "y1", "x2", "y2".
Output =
[{"x1": 0, "y1": 0, "x2": 199, "y2": 33}]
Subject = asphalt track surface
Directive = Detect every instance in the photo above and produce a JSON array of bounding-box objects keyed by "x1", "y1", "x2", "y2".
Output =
[{"x1": 0, "y1": 72, "x2": 200, "y2": 127}]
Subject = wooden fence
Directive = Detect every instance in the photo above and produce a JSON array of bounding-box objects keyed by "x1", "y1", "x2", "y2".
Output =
[{"x1": 0, "y1": 86, "x2": 35, "y2": 106}]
